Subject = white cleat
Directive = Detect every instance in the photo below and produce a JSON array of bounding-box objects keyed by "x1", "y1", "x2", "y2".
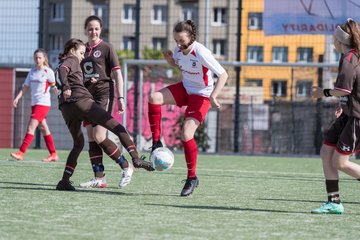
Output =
[
  {"x1": 119, "y1": 166, "x2": 134, "y2": 188},
  {"x1": 79, "y1": 176, "x2": 107, "y2": 188}
]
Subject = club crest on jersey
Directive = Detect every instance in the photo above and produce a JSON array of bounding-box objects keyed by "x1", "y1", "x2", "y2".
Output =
[
  {"x1": 190, "y1": 59, "x2": 198, "y2": 68},
  {"x1": 93, "y1": 50, "x2": 101, "y2": 58}
]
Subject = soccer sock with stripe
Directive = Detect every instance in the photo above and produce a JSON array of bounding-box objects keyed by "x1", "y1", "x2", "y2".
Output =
[
  {"x1": 148, "y1": 103, "x2": 162, "y2": 142},
  {"x1": 62, "y1": 163, "x2": 77, "y2": 182},
  {"x1": 88, "y1": 141, "x2": 104, "y2": 177},
  {"x1": 19, "y1": 133, "x2": 34, "y2": 153},
  {"x1": 182, "y1": 138, "x2": 198, "y2": 179},
  {"x1": 43, "y1": 134, "x2": 56, "y2": 154},
  {"x1": 98, "y1": 138, "x2": 129, "y2": 169}
]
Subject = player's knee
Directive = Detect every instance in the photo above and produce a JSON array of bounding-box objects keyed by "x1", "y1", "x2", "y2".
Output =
[
  {"x1": 333, "y1": 159, "x2": 348, "y2": 171},
  {"x1": 180, "y1": 131, "x2": 193, "y2": 142},
  {"x1": 149, "y1": 92, "x2": 162, "y2": 104},
  {"x1": 94, "y1": 133, "x2": 106, "y2": 144},
  {"x1": 73, "y1": 142, "x2": 84, "y2": 154},
  {"x1": 73, "y1": 135, "x2": 85, "y2": 152}
]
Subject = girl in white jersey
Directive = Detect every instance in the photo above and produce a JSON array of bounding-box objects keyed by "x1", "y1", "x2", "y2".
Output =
[
  {"x1": 10, "y1": 48, "x2": 59, "y2": 162},
  {"x1": 148, "y1": 20, "x2": 228, "y2": 197}
]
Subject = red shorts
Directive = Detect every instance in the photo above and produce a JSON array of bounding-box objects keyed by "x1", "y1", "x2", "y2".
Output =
[
  {"x1": 167, "y1": 82, "x2": 211, "y2": 123},
  {"x1": 31, "y1": 105, "x2": 50, "y2": 122}
]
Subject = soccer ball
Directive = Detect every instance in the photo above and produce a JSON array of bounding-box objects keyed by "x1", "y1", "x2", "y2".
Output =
[{"x1": 150, "y1": 147, "x2": 174, "y2": 171}]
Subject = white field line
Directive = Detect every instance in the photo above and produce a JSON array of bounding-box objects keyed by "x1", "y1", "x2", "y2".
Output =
[{"x1": 1, "y1": 159, "x2": 322, "y2": 177}]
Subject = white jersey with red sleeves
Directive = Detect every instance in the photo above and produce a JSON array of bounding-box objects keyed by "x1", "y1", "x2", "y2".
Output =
[
  {"x1": 23, "y1": 66, "x2": 55, "y2": 106},
  {"x1": 172, "y1": 41, "x2": 225, "y2": 97}
]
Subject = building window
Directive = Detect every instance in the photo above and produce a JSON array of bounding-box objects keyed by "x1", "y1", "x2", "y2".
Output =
[
  {"x1": 49, "y1": 34, "x2": 63, "y2": 51},
  {"x1": 248, "y1": 12, "x2": 262, "y2": 30},
  {"x1": 245, "y1": 78, "x2": 263, "y2": 87},
  {"x1": 122, "y1": 36, "x2": 135, "y2": 51},
  {"x1": 213, "y1": 39, "x2": 226, "y2": 57},
  {"x1": 297, "y1": 47, "x2": 313, "y2": 62},
  {"x1": 92, "y1": 4, "x2": 109, "y2": 29},
  {"x1": 122, "y1": 4, "x2": 136, "y2": 23},
  {"x1": 182, "y1": 7, "x2": 198, "y2": 24},
  {"x1": 296, "y1": 80, "x2": 312, "y2": 97},
  {"x1": 272, "y1": 47, "x2": 288, "y2": 63},
  {"x1": 247, "y1": 46, "x2": 263, "y2": 62},
  {"x1": 152, "y1": 5, "x2": 167, "y2": 24},
  {"x1": 213, "y1": 8, "x2": 227, "y2": 25},
  {"x1": 50, "y1": 2, "x2": 64, "y2": 21},
  {"x1": 271, "y1": 80, "x2": 287, "y2": 97},
  {"x1": 152, "y1": 38, "x2": 166, "y2": 50}
]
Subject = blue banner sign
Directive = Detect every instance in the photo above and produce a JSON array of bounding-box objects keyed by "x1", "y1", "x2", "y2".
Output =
[{"x1": 264, "y1": 0, "x2": 360, "y2": 35}]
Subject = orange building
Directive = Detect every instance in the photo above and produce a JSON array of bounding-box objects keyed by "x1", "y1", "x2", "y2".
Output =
[{"x1": 240, "y1": 0, "x2": 332, "y2": 102}]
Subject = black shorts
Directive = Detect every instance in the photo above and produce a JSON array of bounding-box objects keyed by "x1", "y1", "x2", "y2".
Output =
[{"x1": 324, "y1": 113, "x2": 360, "y2": 155}]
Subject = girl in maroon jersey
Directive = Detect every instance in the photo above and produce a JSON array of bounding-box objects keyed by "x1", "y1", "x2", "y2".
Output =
[
  {"x1": 55, "y1": 38, "x2": 153, "y2": 191},
  {"x1": 311, "y1": 18, "x2": 360, "y2": 214},
  {"x1": 79, "y1": 15, "x2": 131, "y2": 189},
  {"x1": 10, "y1": 48, "x2": 59, "y2": 162}
]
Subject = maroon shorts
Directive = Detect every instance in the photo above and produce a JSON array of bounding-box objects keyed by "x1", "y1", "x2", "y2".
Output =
[
  {"x1": 167, "y1": 82, "x2": 211, "y2": 123},
  {"x1": 31, "y1": 105, "x2": 50, "y2": 122},
  {"x1": 83, "y1": 96, "x2": 113, "y2": 127}
]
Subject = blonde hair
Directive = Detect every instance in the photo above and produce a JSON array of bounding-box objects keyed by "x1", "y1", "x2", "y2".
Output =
[{"x1": 34, "y1": 48, "x2": 49, "y2": 67}]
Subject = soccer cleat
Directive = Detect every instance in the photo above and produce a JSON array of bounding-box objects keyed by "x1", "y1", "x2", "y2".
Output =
[
  {"x1": 79, "y1": 176, "x2": 107, "y2": 188},
  {"x1": 151, "y1": 140, "x2": 163, "y2": 153},
  {"x1": 132, "y1": 157, "x2": 155, "y2": 171},
  {"x1": 42, "y1": 153, "x2": 59, "y2": 162},
  {"x1": 119, "y1": 165, "x2": 134, "y2": 188},
  {"x1": 56, "y1": 180, "x2": 75, "y2": 191},
  {"x1": 311, "y1": 201, "x2": 344, "y2": 214},
  {"x1": 10, "y1": 151, "x2": 24, "y2": 161},
  {"x1": 180, "y1": 177, "x2": 199, "y2": 197}
]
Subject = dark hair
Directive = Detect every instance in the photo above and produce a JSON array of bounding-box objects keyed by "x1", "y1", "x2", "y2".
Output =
[
  {"x1": 84, "y1": 15, "x2": 103, "y2": 29},
  {"x1": 173, "y1": 20, "x2": 197, "y2": 43},
  {"x1": 33, "y1": 48, "x2": 49, "y2": 67},
  {"x1": 340, "y1": 19, "x2": 360, "y2": 56},
  {"x1": 58, "y1": 38, "x2": 85, "y2": 60}
]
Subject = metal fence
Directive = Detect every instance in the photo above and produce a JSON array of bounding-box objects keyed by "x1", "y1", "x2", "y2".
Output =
[
  {"x1": 118, "y1": 60, "x2": 339, "y2": 154},
  {"x1": 3, "y1": 0, "x2": 345, "y2": 155}
]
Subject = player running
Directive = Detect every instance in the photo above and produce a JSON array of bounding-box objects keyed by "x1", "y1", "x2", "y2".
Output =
[
  {"x1": 10, "y1": 48, "x2": 59, "y2": 162},
  {"x1": 311, "y1": 18, "x2": 360, "y2": 214}
]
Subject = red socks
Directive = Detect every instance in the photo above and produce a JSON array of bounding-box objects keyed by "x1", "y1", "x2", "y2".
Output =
[
  {"x1": 148, "y1": 103, "x2": 161, "y2": 142},
  {"x1": 182, "y1": 138, "x2": 198, "y2": 178},
  {"x1": 43, "y1": 134, "x2": 56, "y2": 154},
  {"x1": 19, "y1": 133, "x2": 34, "y2": 153}
]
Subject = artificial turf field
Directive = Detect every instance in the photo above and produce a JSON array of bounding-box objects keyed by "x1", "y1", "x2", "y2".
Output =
[{"x1": 0, "y1": 148, "x2": 359, "y2": 240}]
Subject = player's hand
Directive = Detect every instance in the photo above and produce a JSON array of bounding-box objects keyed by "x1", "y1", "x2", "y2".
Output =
[
  {"x1": 90, "y1": 77, "x2": 98, "y2": 84},
  {"x1": 163, "y1": 50, "x2": 173, "y2": 60},
  {"x1": 210, "y1": 96, "x2": 221, "y2": 109},
  {"x1": 13, "y1": 98, "x2": 19, "y2": 108},
  {"x1": 63, "y1": 89, "x2": 71, "y2": 101},
  {"x1": 117, "y1": 97, "x2": 125, "y2": 114},
  {"x1": 311, "y1": 87, "x2": 323, "y2": 98},
  {"x1": 52, "y1": 87, "x2": 60, "y2": 96}
]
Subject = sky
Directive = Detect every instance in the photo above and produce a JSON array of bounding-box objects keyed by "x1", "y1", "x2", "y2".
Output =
[{"x1": 0, "y1": 0, "x2": 39, "y2": 66}]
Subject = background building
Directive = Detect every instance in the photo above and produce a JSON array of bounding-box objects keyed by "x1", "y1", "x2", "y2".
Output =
[{"x1": 0, "y1": 0, "x2": 341, "y2": 154}]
